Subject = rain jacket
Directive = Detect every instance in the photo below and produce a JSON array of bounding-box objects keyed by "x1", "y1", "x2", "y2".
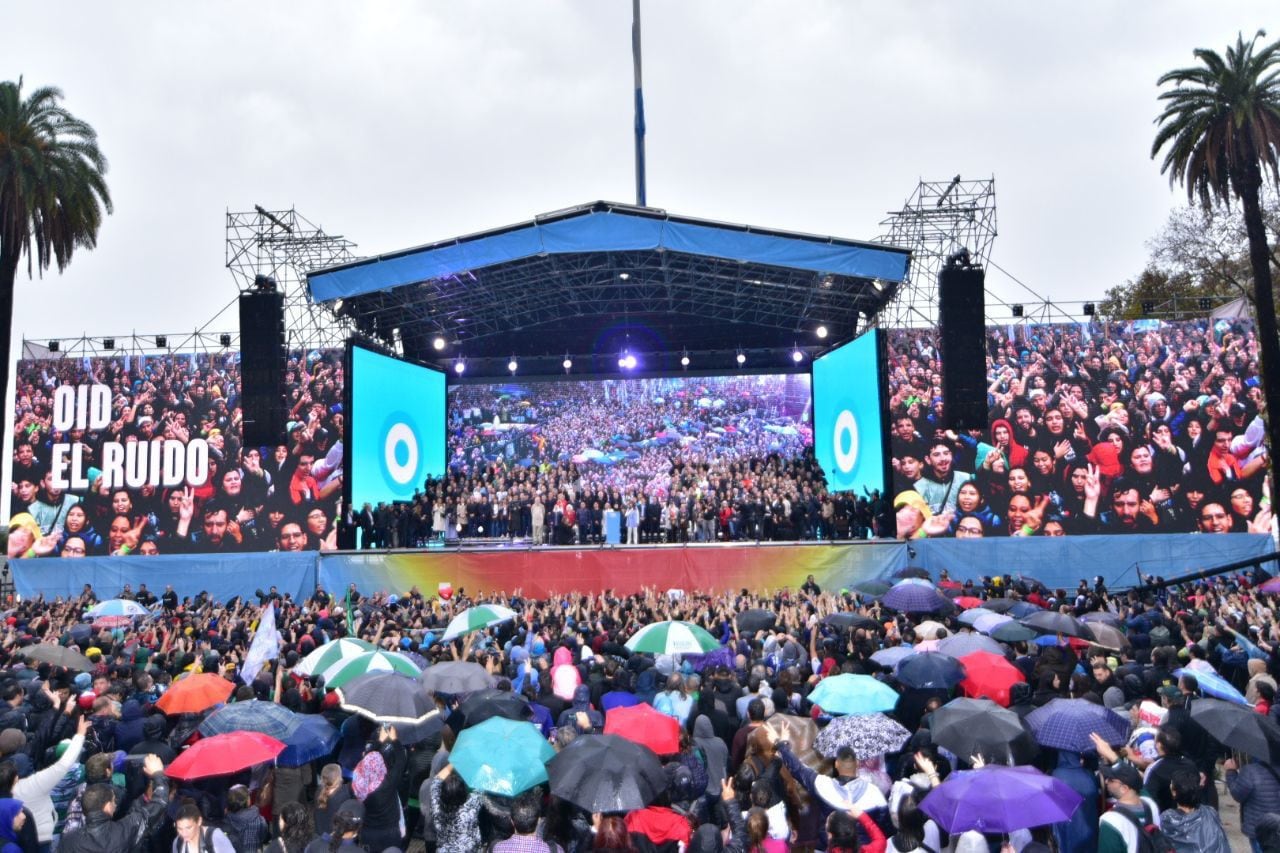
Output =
[
  {"x1": 555, "y1": 685, "x2": 602, "y2": 732},
  {"x1": 626, "y1": 805, "x2": 692, "y2": 848},
  {"x1": 551, "y1": 647, "x2": 581, "y2": 702},
  {"x1": 1158, "y1": 805, "x2": 1231, "y2": 853},
  {"x1": 694, "y1": 716, "x2": 729, "y2": 795},
  {"x1": 14, "y1": 730, "x2": 84, "y2": 842}
]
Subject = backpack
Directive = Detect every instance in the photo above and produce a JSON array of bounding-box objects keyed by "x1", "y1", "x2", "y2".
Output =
[{"x1": 1111, "y1": 804, "x2": 1177, "y2": 853}]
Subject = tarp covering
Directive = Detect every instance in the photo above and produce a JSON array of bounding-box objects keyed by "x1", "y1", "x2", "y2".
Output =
[
  {"x1": 308, "y1": 207, "x2": 910, "y2": 302},
  {"x1": 1211, "y1": 296, "x2": 1252, "y2": 321}
]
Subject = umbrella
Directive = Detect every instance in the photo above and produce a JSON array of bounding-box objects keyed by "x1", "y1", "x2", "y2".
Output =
[
  {"x1": 883, "y1": 583, "x2": 952, "y2": 614},
  {"x1": 929, "y1": 698, "x2": 1038, "y2": 765},
  {"x1": 420, "y1": 661, "x2": 493, "y2": 695},
  {"x1": 457, "y1": 689, "x2": 533, "y2": 728},
  {"x1": 156, "y1": 673, "x2": 235, "y2": 715},
  {"x1": 17, "y1": 644, "x2": 93, "y2": 672},
  {"x1": 921, "y1": 765, "x2": 1083, "y2": 833},
  {"x1": 937, "y1": 633, "x2": 1005, "y2": 658},
  {"x1": 870, "y1": 647, "x2": 914, "y2": 670},
  {"x1": 450, "y1": 717, "x2": 555, "y2": 795},
  {"x1": 735, "y1": 609, "x2": 776, "y2": 634},
  {"x1": 337, "y1": 672, "x2": 439, "y2": 725},
  {"x1": 601, "y1": 691, "x2": 640, "y2": 712},
  {"x1": 91, "y1": 616, "x2": 133, "y2": 631},
  {"x1": 1259, "y1": 577, "x2": 1280, "y2": 595},
  {"x1": 894, "y1": 567, "x2": 932, "y2": 580},
  {"x1": 808, "y1": 674, "x2": 899, "y2": 716},
  {"x1": 762, "y1": 715, "x2": 822, "y2": 770},
  {"x1": 851, "y1": 580, "x2": 892, "y2": 599},
  {"x1": 294, "y1": 638, "x2": 376, "y2": 677},
  {"x1": 198, "y1": 700, "x2": 300, "y2": 739},
  {"x1": 605, "y1": 704, "x2": 680, "y2": 755},
  {"x1": 956, "y1": 651, "x2": 1025, "y2": 707},
  {"x1": 957, "y1": 609, "x2": 990, "y2": 627},
  {"x1": 972, "y1": 611, "x2": 1013, "y2": 634},
  {"x1": 1082, "y1": 621, "x2": 1130, "y2": 651},
  {"x1": 1190, "y1": 697, "x2": 1280, "y2": 763},
  {"x1": 896, "y1": 653, "x2": 966, "y2": 690},
  {"x1": 1007, "y1": 602, "x2": 1044, "y2": 619},
  {"x1": 85, "y1": 599, "x2": 149, "y2": 618},
  {"x1": 276, "y1": 715, "x2": 340, "y2": 767},
  {"x1": 989, "y1": 622, "x2": 1038, "y2": 644},
  {"x1": 815, "y1": 713, "x2": 911, "y2": 759},
  {"x1": 1173, "y1": 668, "x2": 1248, "y2": 705},
  {"x1": 440, "y1": 604, "x2": 518, "y2": 643},
  {"x1": 547, "y1": 734, "x2": 668, "y2": 813},
  {"x1": 166, "y1": 732, "x2": 284, "y2": 780},
  {"x1": 953, "y1": 596, "x2": 984, "y2": 610},
  {"x1": 1025, "y1": 698, "x2": 1130, "y2": 753},
  {"x1": 66, "y1": 624, "x2": 92, "y2": 645},
  {"x1": 979, "y1": 598, "x2": 1022, "y2": 614},
  {"x1": 1079, "y1": 611, "x2": 1126, "y2": 629},
  {"x1": 915, "y1": 621, "x2": 946, "y2": 641},
  {"x1": 625, "y1": 621, "x2": 719, "y2": 655},
  {"x1": 1021, "y1": 611, "x2": 1088, "y2": 639},
  {"x1": 323, "y1": 651, "x2": 421, "y2": 690},
  {"x1": 823, "y1": 613, "x2": 881, "y2": 632}
]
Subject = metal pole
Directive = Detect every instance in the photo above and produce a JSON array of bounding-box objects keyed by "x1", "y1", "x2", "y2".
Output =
[{"x1": 632, "y1": 0, "x2": 647, "y2": 207}]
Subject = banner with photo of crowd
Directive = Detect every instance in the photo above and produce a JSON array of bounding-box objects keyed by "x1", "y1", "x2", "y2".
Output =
[
  {"x1": 10, "y1": 349, "x2": 345, "y2": 558},
  {"x1": 888, "y1": 317, "x2": 1272, "y2": 539}
]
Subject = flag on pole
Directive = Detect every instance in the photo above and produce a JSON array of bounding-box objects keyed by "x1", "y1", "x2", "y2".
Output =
[{"x1": 241, "y1": 602, "x2": 280, "y2": 685}]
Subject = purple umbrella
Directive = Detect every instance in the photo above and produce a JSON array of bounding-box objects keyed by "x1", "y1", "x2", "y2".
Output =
[
  {"x1": 1025, "y1": 698, "x2": 1130, "y2": 753},
  {"x1": 921, "y1": 765, "x2": 1083, "y2": 833},
  {"x1": 882, "y1": 582, "x2": 952, "y2": 614}
]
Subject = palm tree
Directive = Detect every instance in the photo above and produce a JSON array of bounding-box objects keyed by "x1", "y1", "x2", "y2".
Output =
[
  {"x1": 1153, "y1": 31, "x2": 1280, "y2": 486},
  {"x1": 0, "y1": 77, "x2": 112, "y2": 458}
]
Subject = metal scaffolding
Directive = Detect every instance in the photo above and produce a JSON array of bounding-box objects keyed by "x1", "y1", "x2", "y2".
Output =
[
  {"x1": 878, "y1": 176, "x2": 998, "y2": 328},
  {"x1": 225, "y1": 206, "x2": 360, "y2": 350}
]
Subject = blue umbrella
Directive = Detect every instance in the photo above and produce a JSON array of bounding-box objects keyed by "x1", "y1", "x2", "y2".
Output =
[
  {"x1": 883, "y1": 582, "x2": 952, "y2": 614},
  {"x1": 895, "y1": 653, "x2": 966, "y2": 690},
  {"x1": 198, "y1": 700, "x2": 300, "y2": 740},
  {"x1": 1173, "y1": 668, "x2": 1249, "y2": 706},
  {"x1": 601, "y1": 691, "x2": 641, "y2": 712},
  {"x1": 450, "y1": 717, "x2": 555, "y2": 795},
  {"x1": 808, "y1": 674, "x2": 899, "y2": 715},
  {"x1": 277, "y1": 715, "x2": 340, "y2": 767},
  {"x1": 85, "y1": 599, "x2": 149, "y2": 618},
  {"x1": 1025, "y1": 698, "x2": 1130, "y2": 753},
  {"x1": 870, "y1": 646, "x2": 914, "y2": 670}
]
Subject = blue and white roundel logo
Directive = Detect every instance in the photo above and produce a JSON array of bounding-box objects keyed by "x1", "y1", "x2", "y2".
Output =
[
  {"x1": 379, "y1": 410, "x2": 423, "y2": 495},
  {"x1": 833, "y1": 409, "x2": 859, "y2": 473}
]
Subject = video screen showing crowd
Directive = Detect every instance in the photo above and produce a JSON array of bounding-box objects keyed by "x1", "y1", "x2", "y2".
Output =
[
  {"x1": 890, "y1": 318, "x2": 1273, "y2": 539},
  {"x1": 9, "y1": 350, "x2": 345, "y2": 558}
]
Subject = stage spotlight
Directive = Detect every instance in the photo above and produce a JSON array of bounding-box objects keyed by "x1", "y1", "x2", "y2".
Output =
[
  {"x1": 1083, "y1": 303, "x2": 1095, "y2": 316},
  {"x1": 1011, "y1": 304, "x2": 1024, "y2": 317},
  {"x1": 815, "y1": 325, "x2": 828, "y2": 339},
  {"x1": 155, "y1": 336, "x2": 167, "y2": 348},
  {"x1": 619, "y1": 272, "x2": 631, "y2": 281},
  {"x1": 454, "y1": 359, "x2": 465, "y2": 374},
  {"x1": 621, "y1": 353, "x2": 637, "y2": 370},
  {"x1": 219, "y1": 333, "x2": 232, "y2": 347},
  {"x1": 736, "y1": 351, "x2": 746, "y2": 366},
  {"x1": 562, "y1": 357, "x2": 573, "y2": 372},
  {"x1": 102, "y1": 338, "x2": 115, "y2": 350},
  {"x1": 332, "y1": 298, "x2": 344, "y2": 313},
  {"x1": 680, "y1": 351, "x2": 690, "y2": 368},
  {"x1": 433, "y1": 336, "x2": 446, "y2": 351},
  {"x1": 48, "y1": 340, "x2": 59, "y2": 353},
  {"x1": 508, "y1": 358, "x2": 518, "y2": 374},
  {"x1": 791, "y1": 349, "x2": 804, "y2": 363},
  {"x1": 1141, "y1": 300, "x2": 1154, "y2": 316},
  {"x1": 1199, "y1": 296, "x2": 1212, "y2": 311}
]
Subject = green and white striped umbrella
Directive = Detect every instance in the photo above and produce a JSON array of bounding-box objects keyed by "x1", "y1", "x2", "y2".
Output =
[
  {"x1": 294, "y1": 638, "x2": 376, "y2": 677},
  {"x1": 322, "y1": 650, "x2": 422, "y2": 690},
  {"x1": 440, "y1": 604, "x2": 518, "y2": 643},
  {"x1": 625, "y1": 620, "x2": 719, "y2": 655}
]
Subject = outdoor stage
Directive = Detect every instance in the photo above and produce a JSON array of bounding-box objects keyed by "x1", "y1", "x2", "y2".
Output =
[{"x1": 11, "y1": 534, "x2": 1274, "y2": 603}]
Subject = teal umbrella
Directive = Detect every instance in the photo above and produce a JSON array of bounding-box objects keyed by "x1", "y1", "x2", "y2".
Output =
[
  {"x1": 449, "y1": 717, "x2": 555, "y2": 795},
  {"x1": 808, "y1": 673, "x2": 899, "y2": 715}
]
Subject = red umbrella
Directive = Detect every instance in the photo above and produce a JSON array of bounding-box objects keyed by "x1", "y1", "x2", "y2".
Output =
[
  {"x1": 604, "y1": 704, "x2": 679, "y2": 755},
  {"x1": 954, "y1": 597, "x2": 984, "y2": 610},
  {"x1": 166, "y1": 732, "x2": 285, "y2": 780},
  {"x1": 156, "y1": 674, "x2": 235, "y2": 715},
  {"x1": 957, "y1": 651, "x2": 1026, "y2": 708}
]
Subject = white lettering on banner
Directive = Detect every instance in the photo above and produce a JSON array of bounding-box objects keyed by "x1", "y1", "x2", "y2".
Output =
[
  {"x1": 52, "y1": 438, "x2": 210, "y2": 490},
  {"x1": 51, "y1": 384, "x2": 110, "y2": 431}
]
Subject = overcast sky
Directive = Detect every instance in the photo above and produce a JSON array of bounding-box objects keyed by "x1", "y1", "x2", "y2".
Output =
[{"x1": 5, "y1": 2, "x2": 1273, "y2": 346}]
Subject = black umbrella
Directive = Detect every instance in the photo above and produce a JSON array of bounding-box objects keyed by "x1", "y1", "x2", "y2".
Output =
[
  {"x1": 980, "y1": 598, "x2": 1021, "y2": 614},
  {"x1": 1079, "y1": 612, "x2": 1125, "y2": 629},
  {"x1": 989, "y1": 622, "x2": 1038, "y2": 644},
  {"x1": 735, "y1": 609, "x2": 777, "y2": 634},
  {"x1": 420, "y1": 661, "x2": 493, "y2": 695},
  {"x1": 894, "y1": 567, "x2": 932, "y2": 580},
  {"x1": 547, "y1": 733, "x2": 668, "y2": 813},
  {"x1": 928, "y1": 697, "x2": 1039, "y2": 765},
  {"x1": 17, "y1": 644, "x2": 93, "y2": 672},
  {"x1": 1190, "y1": 697, "x2": 1280, "y2": 764},
  {"x1": 67, "y1": 624, "x2": 93, "y2": 645},
  {"x1": 337, "y1": 672, "x2": 438, "y2": 725},
  {"x1": 851, "y1": 580, "x2": 893, "y2": 599},
  {"x1": 1021, "y1": 611, "x2": 1088, "y2": 639},
  {"x1": 896, "y1": 653, "x2": 967, "y2": 690},
  {"x1": 823, "y1": 612, "x2": 881, "y2": 632},
  {"x1": 457, "y1": 689, "x2": 532, "y2": 729},
  {"x1": 1082, "y1": 622, "x2": 1130, "y2": 651}
]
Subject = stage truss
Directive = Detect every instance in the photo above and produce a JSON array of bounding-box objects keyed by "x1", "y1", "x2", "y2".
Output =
[
  {"x1": 878, "y1": 176, "x2": 998, "y2": 328},
  {"x1": 226, "y1": 206, "x2": 360, "y2": 351}
]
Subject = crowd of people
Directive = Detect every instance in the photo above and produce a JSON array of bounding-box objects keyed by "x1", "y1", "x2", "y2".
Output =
[
  {"x1": 0, "y1": 568, "x2": 1276, "y2": 852},
  {"x1": 9, "y1": 351, "x2": 346, "y2": 559},
  {"x1": 887, "y1": 318, "x2": 1274, "y2": 539}
]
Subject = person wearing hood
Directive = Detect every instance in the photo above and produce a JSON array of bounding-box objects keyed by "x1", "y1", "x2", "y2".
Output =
[
  {"x1": 555, "y1": 685, "x2": 602, "y2": 733},
  {"x1": 113, "y1": 700, "x2": 146, "y2": 754},
  {"x1": 1159, "y1": 766, "x2": 1230, "y2": 853},
  {"x1": 550, "y1": 646, "x2": 581, "y2": 703},
  {"x1": 686, "y1": 779, "x2": 747, "y2": 853},
  {"x1": 129, "y1": 715, "x2": 177, "y2": 765},
  {"x1": 0, "y1": 799, "x2": 24, "y2": 853},
  {"x1": 1050, "y1": 750, "x2": 1098, "y2": 853},
  {"x1": 694, "y1": 715, "x2": 729, "y2": 797}
]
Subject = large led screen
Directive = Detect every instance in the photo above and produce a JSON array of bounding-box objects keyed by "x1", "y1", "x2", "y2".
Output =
[
  {"x1": 347, "y1": 344, "x2": 446, "y2": 509},
  {"x1": 811, "y1": 329, "x2": 890, "y2": 497}
]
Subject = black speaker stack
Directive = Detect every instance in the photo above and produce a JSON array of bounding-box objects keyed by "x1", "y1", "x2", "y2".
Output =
[
  {"x1": 239, "y1": 288, "x2": 287, "y2": 448},
  {"x1": 938, "y1": 256, "x2": 988, "y2": 431}
]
